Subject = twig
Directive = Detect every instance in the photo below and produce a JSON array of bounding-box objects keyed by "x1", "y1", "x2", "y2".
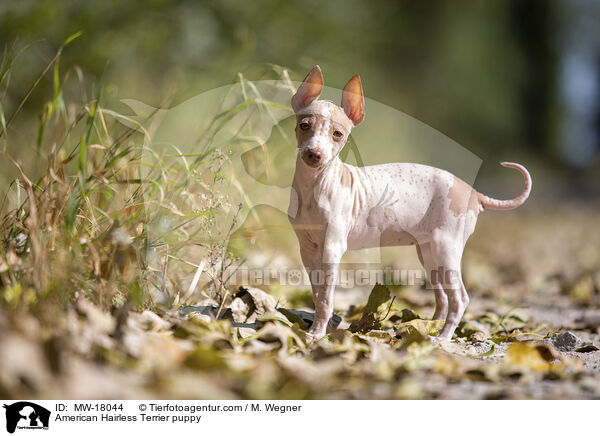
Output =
[{"x1": 381, "y1": 296, "x2": 397, "y2": 321}]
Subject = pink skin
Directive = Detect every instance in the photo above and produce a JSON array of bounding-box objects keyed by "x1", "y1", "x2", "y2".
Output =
[{"x1": 288, "y1": 66, "x2": 532, "y2": 342}]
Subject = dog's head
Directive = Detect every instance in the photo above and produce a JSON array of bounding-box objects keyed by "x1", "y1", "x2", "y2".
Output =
[{"x1": 291, "y1": 66, "x2": 364, "y2": 168}]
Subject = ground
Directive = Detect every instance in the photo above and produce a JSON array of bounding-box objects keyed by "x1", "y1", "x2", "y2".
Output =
[{"x1": 1, "y1": 204, "x2": 599, "y2": 399}]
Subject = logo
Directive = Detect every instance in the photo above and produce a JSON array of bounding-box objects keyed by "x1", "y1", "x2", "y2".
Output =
[{"x1": 2, "y1": 402, "x2": 50, "y2": 433}]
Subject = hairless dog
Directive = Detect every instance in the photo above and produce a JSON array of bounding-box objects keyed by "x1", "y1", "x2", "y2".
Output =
[{"x1": 287, "y1": 66, "x2": 531, "y2": 341}]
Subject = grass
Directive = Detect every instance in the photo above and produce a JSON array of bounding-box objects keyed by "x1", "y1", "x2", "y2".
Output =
[{"x1": 0, "y1": 36, "x2": 269, "y2": 319}]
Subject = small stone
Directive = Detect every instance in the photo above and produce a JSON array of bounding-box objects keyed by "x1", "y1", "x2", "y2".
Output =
[{"x1": 552, "y1": 331, "x2": 582, "y2": 352}]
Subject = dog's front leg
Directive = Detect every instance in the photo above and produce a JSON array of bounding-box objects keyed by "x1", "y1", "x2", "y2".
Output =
[{"x1": 307, "y1": 226, "x2": 347, "y2": 340}]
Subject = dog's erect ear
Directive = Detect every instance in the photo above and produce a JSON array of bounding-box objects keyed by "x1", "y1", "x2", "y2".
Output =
[
  {"x1": 291, "y1": 66, "x2": 323, "y2": 112},
  {"x1": 341, "y1": 75, "x2": 365, "y2": 126}
]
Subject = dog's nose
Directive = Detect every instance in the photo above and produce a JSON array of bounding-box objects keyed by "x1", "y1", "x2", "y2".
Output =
[{"x1": 306, "y1": 150, "x2": 322, "y2": 163}]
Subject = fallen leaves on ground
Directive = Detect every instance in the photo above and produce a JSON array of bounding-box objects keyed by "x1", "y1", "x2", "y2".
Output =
[
  {"x1": 1, "y1": 208, "x2": 600, "y2": 399},
  {"x1": 1, "y1": 281, "x2": 599, "y2": 400}
]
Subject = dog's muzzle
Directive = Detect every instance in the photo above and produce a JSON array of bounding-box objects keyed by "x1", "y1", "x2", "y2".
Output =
[{"x1": 301, "y1": 148, "x2": 323, "y2": 167}]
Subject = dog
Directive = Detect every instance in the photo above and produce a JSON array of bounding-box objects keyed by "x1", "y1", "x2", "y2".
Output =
[{"x1": 287, "y1": 65, "x2": 531, "y2": 341}]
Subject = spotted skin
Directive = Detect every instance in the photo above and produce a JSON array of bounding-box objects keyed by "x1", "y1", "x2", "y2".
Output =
[{"x1": 288, "y1": 66, "x2": 532, "y2": 341}]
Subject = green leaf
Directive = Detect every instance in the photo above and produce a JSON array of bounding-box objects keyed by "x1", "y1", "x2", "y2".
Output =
[
  {"x1": 65, "y1": 185, "x2": 82, "y2": 231},
  {"x1": 364, "y1": 283, "x2": 391, "y2": 313},
  {"x1": 256, "y1": 314, "x2": 293, "y2": 327},
  {"x1": 79, "y1": 67, "x2": 105, "y2": 182},
  {"x1": 184, "y1": 345, "x2": 227, "y2": 370},
  {"x1": 348, "y1": 284, "x2": 393, "y2": 333},
  {"x1": 475, "y1": 343, "x2": 496, "y2": 359}
]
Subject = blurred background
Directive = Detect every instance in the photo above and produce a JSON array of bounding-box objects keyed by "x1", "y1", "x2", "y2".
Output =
[
  {"x1": 1, "y1": 0, "x2": 599, "y2": 186},
  {"x1": 1, "y1": 0, "x2": 600, "y2": 401}
]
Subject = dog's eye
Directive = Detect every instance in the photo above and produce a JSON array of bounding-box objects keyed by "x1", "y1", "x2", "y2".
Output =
[
  {"x1": 299, "y1": 122, "x2": 310, "y2": 131},
  {"x1": 333, "y1": 130, "x2": 343, "y2": 138}
]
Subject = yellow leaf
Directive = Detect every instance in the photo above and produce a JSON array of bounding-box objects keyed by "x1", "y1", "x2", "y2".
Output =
[
  {"x1": 504, "y1": 342, "x2": 551, "y2": 372},
  {"x1": 397, "y1": 319, "x2": 445, "y2": 345}
]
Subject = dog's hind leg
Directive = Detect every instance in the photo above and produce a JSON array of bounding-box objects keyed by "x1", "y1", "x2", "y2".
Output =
[
  {"x1": 438, "y1": 275, "x2": 469, "y2": 340},
  {"x1": 417, "y1": 242, "x2": 448, "y2": 321},
  {"x1": 429, "y1": 234, "x2": 469, "y2": 340}
]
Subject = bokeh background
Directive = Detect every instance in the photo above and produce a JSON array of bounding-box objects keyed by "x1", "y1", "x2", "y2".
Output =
[
  {"x1": 1, "y1": 0, "x2": 600, "y2": 183},
  {"x1": 1, "y1": 0, "x2": 600, "y2": 401}
]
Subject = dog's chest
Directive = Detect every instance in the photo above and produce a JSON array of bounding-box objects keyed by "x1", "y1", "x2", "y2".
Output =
[{"x1": 288, "y1": 183, "x2": 334, "y2": 228}]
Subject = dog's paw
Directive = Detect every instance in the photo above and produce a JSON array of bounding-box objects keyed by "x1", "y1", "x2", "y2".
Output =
[
  {"x1": 304, "y1": 332, "x2": 317, "y2": 345},
  {"x1": 306, "y1": 328, "x2": 326, "y2": 344}
]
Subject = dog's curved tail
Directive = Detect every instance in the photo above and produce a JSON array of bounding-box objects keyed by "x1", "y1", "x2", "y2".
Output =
[{"x1": 478, "y1": 162, "x2": 532, "y2": 211}]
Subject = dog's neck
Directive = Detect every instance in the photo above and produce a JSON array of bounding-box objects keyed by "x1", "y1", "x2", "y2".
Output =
[{"x1": 292, "y1": 153, "x2": 344, "y2": 191}]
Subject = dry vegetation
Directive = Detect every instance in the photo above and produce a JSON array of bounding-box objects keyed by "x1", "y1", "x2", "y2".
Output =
[{"x1": 1, "y1": 42, "x2": 599, "y2": 400}]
